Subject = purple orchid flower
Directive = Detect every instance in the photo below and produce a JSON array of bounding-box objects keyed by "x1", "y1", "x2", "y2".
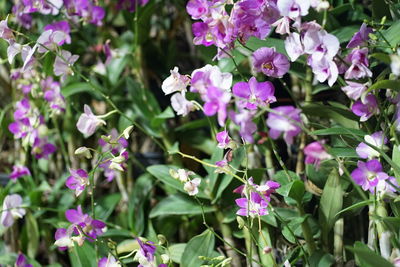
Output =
[
  {"x1": 15, "y1": 253, "x2": 33, "y2": 267},
  {"x1": 66, "y1": 169, "x2": 89, "y2": 196},
  {"x1": 351, "y1": 94, "x2": 378, "y2": 122},
  {"x1": 266, "y1": 106, "x2": 302, "y2": 144},
  {"x1": 304, "y1": 141, "x2": 331, "y2": 168},
  {"x1": 136, "y1": 238, "x2": 157, "y2": 267},
  {"x1": 233, "y1": 77, "x2": 276, "y2": 110},
  {"x1": 9, "y1": 165, "x2": 31, "y2": 180},
  {"x1": 345, "y1": 47, "x2": 372, "y2": 79},
  {"x1": 216, "y1": 130, "x2": 231, "y2": 149},
  {"x1": 351, "y1": 160, "x2": 390, "y2": 192},
  {"x1": 252, "y1": 47, "x2": 290, "y2": 78},
  {"x1": 1, "y1": 194, "x2": 26, "y2": 227},
  {"x1": 235, "y1": 192, "x2": 269, "y2": 217},
  {"x1": 285, "y1": 32, "x2": 304, "y2": 62},
  {"x1": 356, "y1": 131, "x2": 388, "y2": 159},
  {"x1": 229, "y1": 109, "x2": 257, "y2": 143},
  {"x1": 44, "y1": 21, "x2": 71, "y2": 45},
  {"x1": 32, "y1": 136, "x2": 57, "y2": 159},
  {"x1": 117, "y1": 0, "x2": 149, "y2": 12},
  {"x1": 341, "y1": 81, "x2": 368, "y2": 100},
  {"x1": 98, "y1": 255, "x2": 120, "y2": 267},
  {"x1": 76, "y1": 105, "x2": 106, "y2": 137},
  {"x1": 347, "y1": 23, "x2": 373, "y2": 48},
  {"x1": 203, "y1": 86, "x2": 231, "y2": 126},
  {"x1": 65, "y1": 206, "x2": 106, "y2": 241},
  {"x1": 277, "y1": 0, "x2": 310, "y2": 18},
  {"x1": 54, "y1": 50, "x2": 79, "y2": 82},
  {"x1": 190, "y1": 64, "x2": 232, "y2": 95},
  {"x1": 186, "y1": 0, "x2": 209, "y2": 20}
]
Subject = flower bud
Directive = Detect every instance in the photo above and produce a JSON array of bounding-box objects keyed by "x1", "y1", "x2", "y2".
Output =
[
  {"x1": 157, "y1": 234, "x2": 167, "y2": 245},
  {"x1": 74, "y1": 147, "x2": 92, "y2": 159},
  {"x1": 236, "y1": 216, "x2": 245, "y2": 229},
  {"x1": 161, "y1": 254, "x2": 170, "y2": 264},
  {"x1": 123, "y1": 125, "x2": 134, "y2": 139}
]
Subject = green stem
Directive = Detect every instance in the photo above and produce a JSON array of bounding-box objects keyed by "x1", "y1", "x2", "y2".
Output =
[
  {"x1": 215, "y1": 211, "x2": 242, "y2": 267},
  {"x1": 297, "y1": 202, "x2": 316, "y2": 255}
]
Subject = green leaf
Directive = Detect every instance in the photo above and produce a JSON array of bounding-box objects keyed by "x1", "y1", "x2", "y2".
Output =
[
  {"x1": 95, "y1": 193, "x2": 121, "y2": 221},
  {"x1": 392, "y1": 145, "x2": 400, "y2": 178},
  {"x1": 169, "y1": 243, "x2": 187, "y2": 264},
  {"x1": 151, "y1": 107, "x2": 175, "y2": 128},
  {"x1": 336, "y1": 200, "x2": 374, "y2": 216},
  {"x1": 69, "y1": 242, "x2": 97, "y2": 267},
  {"x1": 347, "y1": 242, "x2": 393, "y2": 267},
  {"x1": 312, "y1": 127, "x2": 366, "y2": 137},
  {"x1": 62, "y1": 83, "x2": 98, "y2": 98},
  {"x1": 149, "y1": 194, "x2": 215, "y2": 217},
  {"x1": 277, "y1": 180, "x2": 305, "y2": 203},
  {"x1": 147, "y1": 165, "x2": 209, "y2": 199},
  {"x1": 319, "y1": 169, "x2": 342, "y2": 242},
  {"x1": 26, "y1": 212, "x2": 39, "y2": 258},
  {"x1": 245, "y1": 37, "x2": 287, "y2": 56},
  {"x1": 331, "y1": 26, "x2": 359, "y2": 43},
  {"x1": 367, "y1": 80, "x2": 400, "y2": 93},
  {"x1": 181, "y1": 230, "x2": 215, "y2": 267},
  {"x1": 371, "y1": 53, "x2": 391, "y2": 64},
  {"x1": 309, "y1": 251, "x2": 335, "y2": 267},
  {"x1": 302, "y1": 103, "x2": 359, "y2": 128},
  {"x1": 329, "y1": 147, "x2": 359, "y2": 158}
]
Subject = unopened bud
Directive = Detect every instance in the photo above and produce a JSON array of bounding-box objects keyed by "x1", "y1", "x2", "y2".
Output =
[
  {"x1": 123, "y1": 125, "x2": 134, "y2": 139},
  {"x1": 161, "y1": 254, "x2": 170, "y2": 264},
  {"x1": 237, "y1": 216, "x2": 245, "y2": 229},
  {"x1": 169, "y1": 169, "x2": 179, "y2": 179},
  {"x1": 112, "y1": 156, "x2": 125, "y2": 164},
  {"x1": 263, "y1": 246, "x2": 272, "y2": 254},
  {"x1": 101, "y1": 135, "x2": 112, "y2": 143},
  {"x1": 157, "y1": 234, "x2": 167, "y2": 245},
  {"x1": 74, "y1": 147, "x2": 92, "y2": 159}
]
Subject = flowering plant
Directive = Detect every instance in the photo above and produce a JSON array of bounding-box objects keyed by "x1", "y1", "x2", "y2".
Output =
[{"x1": 1, "y1": 0, "x2": 400, "y2": 266}]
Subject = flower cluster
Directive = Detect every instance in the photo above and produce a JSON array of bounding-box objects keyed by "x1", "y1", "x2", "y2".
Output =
[
  {"x1": 234, "y1": 177, "x2": 280, "y2": 217},
  {"x1": 170, "y1": 168, "x2": 201, "y2": 196},
  {"x1": 54, "y1": 206, "x2": 106, "y2": 250}
]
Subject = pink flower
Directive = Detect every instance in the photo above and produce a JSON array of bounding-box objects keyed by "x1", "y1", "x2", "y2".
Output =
[
  {"x1": 229, "y1": 109, "x2": 257, "y2": 143},
  {"x1": 1, "y1": 194, "x2": 26, "y2": 227},
  {"x1": 98, "y1": 256, "x2": 120, "y2": 267},
  {"x1": 190, "y1": 64, "x2": 232, "y2": 95},
  {"x1": 54, "y1": 50, "x2": 79, "y2": 82},
  {"x1": 203, "y1": 86, "x2": 231, "y2": 126},
  {"x1": 9, "y1": 165, "x2": 31, "y2": 180},
  {"x1": 284, "y1": 32, "x2": 304, "y2": 62},
  {"x1": 304, "y1": 141, "x2": 331, "y2": 168},
  {"x1": 266, "y1": 106, "x2": 302, "y2": 144},
  {"x1": 0, "y1": 18, "x2": 15, "y2": 44},
  {"x1": 184, "y1": 178, "x2": 201, "y2": 196},
  {"x1": 235, "y1": 192, "x2": 269, "y2": 217},
  {"x1": 216, "y1": 130, "x2": 231, "y2": 149},
  {"x1": 161, "y1": 67, "x2": 190, "y2": 95},
  {"x1": 76, "y1": 105, "x2": 106, "y2": 137},
  {"x1": 356, "y1": 131, "x2": 388, "y2": 159},
  {"x1": 344, "y1": 47, "x2": 372, "y2": 79},
  {"x1": 341, "y1": 81, "x2": 368, "y2": 100},
  {"x1": 303, "y1": 28, "x2": 339, "y2": 61},
  {"x1": 66, "y1": 169, "x2": 89, "y2": 196},
  {"x1": 170, "y1": 93, "x2": 194, "y2": 116},
  {"x1": 277, "y1": 0, "x2": 310, "y2": 18},
  {"x1": 347, "y1": 23, "x2": 372, "y2": 48},
  {"x1": 252, "y1": 47, "x2": 290, "y2": 78},
  {"x1": 308, "y1": 57, "x2": 338, "y2": 86},
  {"x1": 351, "y1": 94, "x2": 378, "y2": 122},
  {"x1": 351, "y1": 160, "x2": 389, "y2": 192},
  {"x1": 233, "y1": 77, "x2": 276, "y2": 110}
]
